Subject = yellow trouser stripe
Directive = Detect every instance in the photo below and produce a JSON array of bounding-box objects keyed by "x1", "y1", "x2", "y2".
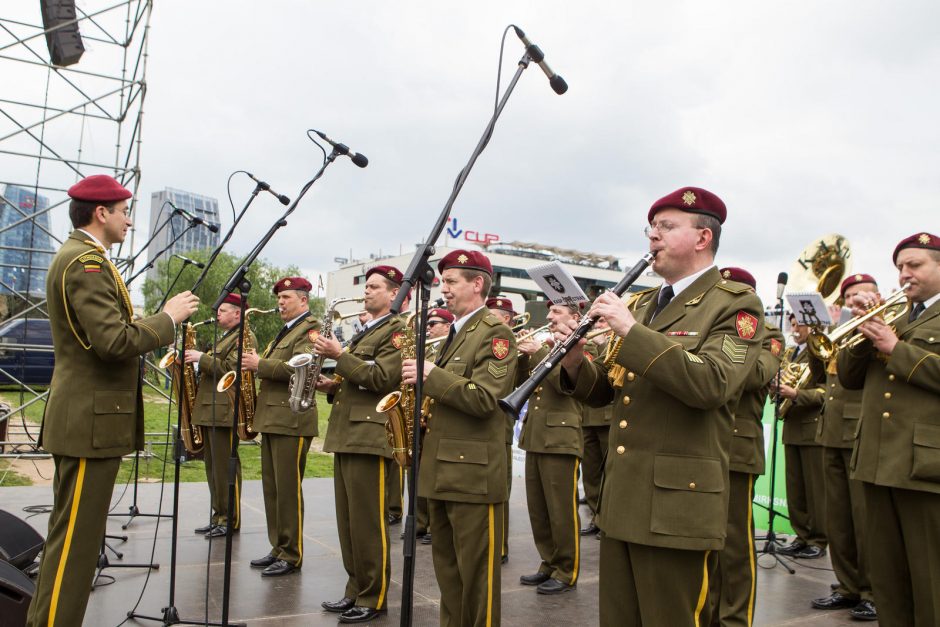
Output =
[
  {"x1": 694, "y1": 550, "x2": 712, "y2": 627},
  {"x1": 486, "y1": 504, "x2": 495, "y2": 627},
  {"x1": 746, "y1": 475, "x2": 756, "y2": 627},
  {"x1": 570, "y1": 459, "x2": 580, "y2": 585},
  {"x1": 295, "y1": 438, "x2": 304, "y2": 565},
  {"x1": 49, "y1": 458, "x2": 86, "y2": 627},
  {"x1": 377, "y1": 459, "x2": 388, "y2": 609}
]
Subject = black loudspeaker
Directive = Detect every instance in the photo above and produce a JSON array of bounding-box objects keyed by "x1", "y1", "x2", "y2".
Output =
[
  {"x1": 0, "y1": 560, "x2": 35, "y2": 626},
  {"x1": 39, "y1": 0, "x2": 85, "y2": 67},
  {"x1": 0, "y1": 510, "x2": 44, "y2": 570}
]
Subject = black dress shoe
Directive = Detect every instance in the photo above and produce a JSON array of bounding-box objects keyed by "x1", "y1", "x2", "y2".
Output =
[
  {"x1": 194, "y1": 523, "x2": 214, "y2": 534},
  {"x1": 830, "y1": 582, "x2": 839, "y2": 590},
  {"x1": 776, "y1": 539, "x2": 807, "y2": 556},
  {"x1": 537, "y1": 578, "x2": 575, "y2": 595},
  {"x1": 850, "y1": 599, "x2": 877, "y2": 621},
  {"x1": 338, "y1": 606, "x2": 382, "y2": 623},
  {"x1": 580, "y1": 522, "x2": 600, "y2": 536},
  {"x1": 519, "y1": 572, "x2": 551, "y2": 586},
  {"x1": 501, "y1": 554, "x2": 509, "y2": 565},
  {"x1": 321, "y1": 597, "x2": 355, "y2": 613},
  {"x1": 812, "y1": 592, "x2": 858, "y2": 610},
  {"x1": 205, "y1": 525, "x2": 227, "y2": 538},
  {"x1": 250, "y1": 554, "x2": 277, "y2": 568},
  {"x1": 578, "y1": 496, "x2": 587, "y2": 505},
  {"x1": 388, "y1": 514, "x2": 402, "y2": 525},
  {"x1": 420, "y1": 533, "x2": 432, "y2": 545},
  {"x1": 792, "y1": 545, "x2": 826, "y2": 559},
  {"x1": 261, "y1": 559, "x2": 297, "y2": 577}
]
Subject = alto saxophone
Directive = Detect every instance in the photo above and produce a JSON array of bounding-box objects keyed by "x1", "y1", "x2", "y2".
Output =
[
  {"x1": 217, "y1": 307, "x2": 276, "y2": 440},
  {"x1": 159, "y1": 321, "x2": 210, "y2": 455},
  {"x1": 288, "y1": 296, "x2": 365, "y2": 413}
]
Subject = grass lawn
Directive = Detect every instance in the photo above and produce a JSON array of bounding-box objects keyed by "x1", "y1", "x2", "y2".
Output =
[
  {"x1": 0, "y1": 387, "x2": 335, "y2": 486},
  {"x1": 0, "y1": 460, "x2": 32, "y2": 486}
]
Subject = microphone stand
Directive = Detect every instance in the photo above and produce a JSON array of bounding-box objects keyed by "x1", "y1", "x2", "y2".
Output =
[
  {"x1": 127, "y1": 180, "x2": 270, "y2": 627},
  {"x1": 125, "y1": 222, "x2": 198, "y2": 287},
  {"x1": 390, "y1": 47, "x2": 543, "y2": 627}
]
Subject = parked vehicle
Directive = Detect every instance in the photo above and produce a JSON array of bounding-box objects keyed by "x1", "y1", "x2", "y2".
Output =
[{"x1": 0, "y1": 318, "x2": 54, "y2": 386}]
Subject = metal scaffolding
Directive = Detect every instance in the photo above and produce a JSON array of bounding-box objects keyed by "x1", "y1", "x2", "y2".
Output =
[{"x1": 0, "y1": 0, "x2": 154, "y2": 456}]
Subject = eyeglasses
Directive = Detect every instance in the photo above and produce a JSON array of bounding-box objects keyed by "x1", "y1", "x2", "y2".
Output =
[
  {"x1": 427, "y1": 320, "x2": 448, "y2": 327},
  {"x1": 643, "y1": 221, "x2": 706, "y2": 238}
]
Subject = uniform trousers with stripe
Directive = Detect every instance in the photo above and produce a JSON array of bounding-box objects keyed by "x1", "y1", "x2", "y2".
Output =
[
  {"x1": 260, "y1": 433, "x2": 311, "y2": 566},
  {"x1": 600, "y1": 535, "x2": 716, "y2": 627},
  {"x1": 824, "y1": 446, "x2": 870, "y2": 601},
  {"x1": 203, "y1": 425, "x2": 241, "y2": 529},
  {"x1": 334, "y1": 453, "x2": 392, "y2": 610},
  {"x1": 428, "y1": 499, "x2": 504, "y2": 627},
  {"x1": 524, "y1": 452, "x2": 581, "y2": 584},
  {"x1": 708, "y1": 471, "x2": 757, "y2": 627},
  {"x1": 503, "y1": 443, "x2": 512, "y2": 559},
  {"x1": 27, "y1": 455, "x2": 122, "y2": 627},
  {"x1": 783, "y1": 443, "x2": 827, "y2": 548},
  {"x1": 863, "y1": 483, "x2": 940, "y2": 627}
]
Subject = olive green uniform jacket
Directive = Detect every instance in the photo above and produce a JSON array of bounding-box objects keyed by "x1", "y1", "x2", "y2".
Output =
[
  {"x1": 192, "y1": 328, "x2": 257, "y2": 427},
  {"x1": 40, "y1": 232, "x2": 176, "y2": 457},
  {"x1": 565, "y1": 269, "x2": 764, "y2": 551},
  {"x1": 780, "y1": 347, "x2": 825, "y2": 446}
]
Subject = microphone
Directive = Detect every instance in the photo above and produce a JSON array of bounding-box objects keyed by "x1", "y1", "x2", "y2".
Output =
[
  {"x1": 776, "y1": 272, "x2": 788, "y2": 300},
  {"x1": 173, "y1": 253, "x2": 205, "y2": 269},
  {"x1": 246, "y1": 172, "x2": 290, "y2": 205},
  {"x1": 512, "y1": 26, "x2": 568, "y2": 95},
  {"x1": 171, "y1": 204, "x2": 220, "y2": 233},
  {"x1": 313, "y1": 130, "x2": 369, "y2": 168}
]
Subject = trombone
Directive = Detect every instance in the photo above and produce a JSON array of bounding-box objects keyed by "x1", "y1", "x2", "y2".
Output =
[{"x1": 807, "y1": 286, "x2": 909, "y2": 360}]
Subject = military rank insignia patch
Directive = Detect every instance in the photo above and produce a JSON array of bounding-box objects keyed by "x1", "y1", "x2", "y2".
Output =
[
  {"x1": 722, "y1": 335, "x2": 748, "y2": 364},
  {"x1": 770, "y1": 338, "x2": 782, "y2": 356},
  {"x1": 488, "y1": 362, "x2": 508, "y2": 378},
  {"x1": 79, "y1": 253, "x2": 104, "y2": 273},
  {"x1": 684, "y1": 351, "x2": 704, "y2": 364},
  {"x1": 307, "y1": 330, "x2": 320, "y2": 343},
  {"x1": 492, "y1": 338, "x2": 510, "y2": 360},
  {"x1": 391, "y1": 332, "x2": 404, "y2": 349},
  {"x1": 735, "y1": 311, "x2": 757, "y2": 339}
]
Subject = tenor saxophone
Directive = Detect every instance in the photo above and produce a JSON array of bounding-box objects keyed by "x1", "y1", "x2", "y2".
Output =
[
  {"x1": 217, "y1": 307, "x2": 276, "y2": 440},
  {"x1": 159, "y1": 322, "x2": 206, "y2": 455}
]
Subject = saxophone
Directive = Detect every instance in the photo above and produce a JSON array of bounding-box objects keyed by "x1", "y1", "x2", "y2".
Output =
[
  {"x1": 288, "y1": 297, "x2": 364, "y2": 413},
  {"x1": 159, "y1": 321, "x2": 210, "y2": 455},
  {"x1": 217, "y1": 307, "x2": 276, "y2": 440}
]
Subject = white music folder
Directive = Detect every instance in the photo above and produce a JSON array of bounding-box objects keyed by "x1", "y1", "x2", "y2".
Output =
[{"x1": 526, "y1": 261, "x2": 589, "y2": 308}]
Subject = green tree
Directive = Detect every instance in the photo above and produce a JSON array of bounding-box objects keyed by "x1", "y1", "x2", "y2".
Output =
[{"x1": 141, "y1": 249, "x2": 324, "y2": 351}]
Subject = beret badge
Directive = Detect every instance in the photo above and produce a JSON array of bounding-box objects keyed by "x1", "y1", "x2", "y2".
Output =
[{"x1": 682, "y1": 190, "x2": 697, "y2": 206}]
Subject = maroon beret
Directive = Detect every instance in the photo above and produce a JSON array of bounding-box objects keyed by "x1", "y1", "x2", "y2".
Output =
[
  {"x1": 221, "y1": 293, "x2": 245, "y2": 308},
  {"x1": 437, "y1": 249, "x2": 493, "y2": 275},
  {"x1": 486, "y1": 297, "x2": 516, "y2": 314},
  {"x1": 840, "y1": 273, "x2": 878, "y2": 298},
  {"x1": 428, "y1": 308, "x2": 455, "y2": 324},
  {"x1": 366, "y1": 264, "x2": 404, "y2": 286},
  {"x1": 648, "y1": 186, "x2": 727, "y2": 225},
  {"x1": 67, "y1": 174, "x2": 133, "y2": 203},
  {"x1": 720, "y1": 267, "x2": 756, "y2": 290},
  {"x1": 893, "y1": 232, "x2": 940, "y2": 264},
  {"x1": 272, "y1": 276, "x2": 312, "y2": 294}
]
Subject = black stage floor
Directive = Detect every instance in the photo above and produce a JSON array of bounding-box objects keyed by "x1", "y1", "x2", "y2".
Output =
[{"x1": 3, "y1": 477, "x2": 867, "y2": 626}]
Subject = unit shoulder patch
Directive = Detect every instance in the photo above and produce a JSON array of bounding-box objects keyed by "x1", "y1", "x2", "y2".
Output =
[
  {"x1": 770, "y1": 338, "x2": 782, "y2": 356},
  {"x1": 722, "y1": 335, "x2": 748, "y2": 364},
  {"x1": 391, "y1": 331, "x2": 404, "y2": 350},
  {"x1": 735, "y1": 311, "x2": 758, "y2": 339},
  {"x1": 79, "y1": 252, "x2": 105, "y2": 273},
  {"x1": 307, "y1": 329, "x2": 320, "y2": 343},
  {"x1": 492, "y1": 338, "x2": 510, "y2": 360}
]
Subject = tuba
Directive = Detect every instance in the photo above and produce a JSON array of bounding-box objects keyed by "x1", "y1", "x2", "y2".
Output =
[
  {"x1": 788, "y1": 234, "x2": 852, "y2": 303},
  {"x1": 217, "y1": 307, "x2": 276, "y2": 440},
  {"x1": 288, "y1": 296, "x2": 364, "y2": 413},
  {"x1": 159, "y1": 321, "x2": 210, "y2": 455}
]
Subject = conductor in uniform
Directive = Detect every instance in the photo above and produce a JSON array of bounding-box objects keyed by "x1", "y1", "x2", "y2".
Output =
[
  {"x1": 838, "y1": 233, "x2": 940, "y2": 627},
  {"x1": 27, "y1": 175, "x2": 199, "y2": 627},
  {"x1": 315, "y1": 265, "x2": 407, "y2": 624},
  {"x1": 402, "y1": 250, "x2": 517, "y2": 627},
  {"x1": 557, "y1": 187, "x2": 763, "y2": 626},
  {"x1": 184, "y1": 293, "x2": 256, "y2": 537},
  {"x1": 242, "y1": 276, "x2": 320, "y2": 577}
]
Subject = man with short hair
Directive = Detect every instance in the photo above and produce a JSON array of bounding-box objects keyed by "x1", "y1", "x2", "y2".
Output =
[
  {"x1": 184, "y1": 293, "x2": 256, "y2": 538},
  {"x1": 558, "y1": 187, "x2": 764, "y2": 626},
  {"x1": 403, "y1": 249, "x2": 517, "y2": 627},
  {"x1": 242, "y1": 277, "x2": 319, "y2": 577},
  {"x1": 315, "y1": 265, "x2": 406, "y2": 624},
  {"x1": 838, "y1": 233, "x2": 940, "y2": 626},
  {"x1": 27, "y1": 175, "x2": 198, "y2": 627}
]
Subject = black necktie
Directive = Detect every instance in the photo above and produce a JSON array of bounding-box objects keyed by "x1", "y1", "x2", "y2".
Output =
[
  {"x1": 651, "y1": 285, "x2": 674, "y2": 321},
  {"x1": 272, "y1": 322, "x2": 293, "y2": 347},
  {"x1": 437, "y1": 325, "x2": 457, "y2": 362},
  {"x1": 909, "y1": 302, "x2": 926, "y2": 323}
]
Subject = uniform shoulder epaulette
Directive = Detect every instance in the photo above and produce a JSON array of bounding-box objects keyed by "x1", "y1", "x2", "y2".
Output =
[
  {"x1": 481, "y1": 313, "x2": 502, "y2": 327},
  {"x1": 626, "y1": 287, "x2": 656, "y2": 309},
  {"x1": 716, "y1": 279, "x2": 752, "y2": 295}
]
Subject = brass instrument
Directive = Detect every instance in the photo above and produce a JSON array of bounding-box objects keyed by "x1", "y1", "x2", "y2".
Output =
[
  {"x1": 216, "y1": 307, "x2": 276, "y2": 440},
  {"x1": 288, "y1": 296, "x2": 364, "y2": 413},
  {"x1": 807, "y1": 286, "x2": 909, "y2": 360},
  {"x1": 510, "y1": 311, "x2": 530, "y2": 333},
  {"x1": 777, "y1": 359, "x2": 811, "y2": 417},
  {"x1": 514, "y1": 323, "x2": 551, "y2": 344},
  {"x1": 789, "y1": 234, "x2": 853, "y2": 303},
  {"x1": 159, "y1": 323, "x2": 204, "y2": 455},
  {"x1": 333, "y1": 309, "x2": 367, "y2": 322}
]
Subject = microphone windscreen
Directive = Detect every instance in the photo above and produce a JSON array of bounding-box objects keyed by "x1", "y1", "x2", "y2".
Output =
[
  {"x1": 777, "y1": 272, "x2": 788, "y2": 286},
  {"x1": 351, "y1": 153, "x2": 369, "y2": 168},
  {"x1": 278, "y1": 194, "x2": 290, "y2": 206},
  {"x1": 207, "y1": 223, "x2": 220, "y2": 233},
  {"x1": 550, "y1": 74, "x2": 568, "y2": 95}
]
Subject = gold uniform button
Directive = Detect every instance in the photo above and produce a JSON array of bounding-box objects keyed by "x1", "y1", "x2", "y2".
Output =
[
  {"x1": 561, "y1": 420, "x2": 566, "y2": 425},
  {"x1": 459, "y1": 455, "x2": 465, "y2": 460},
  {"x1": 616, "y1": 445, "x2": 625, "y2": 455},
  {"x1": 116, "y1": 405, "x2": 120, "y2": 410},
  {"x1": 931, "y1": 337, "x2": 936, "y2": 342},
  {"x1": 883, "y1": 412, "x2": 890, "y2": 419},
  {"x1": 884, "y1": 392, "x2": 892, "y2": 399},
  {"x1": 888, "y1": 374, "x2": 896, "y2": 381},
  {"x1": 626, "y1": 372, "x2": 636, "y2": 381},
  {"x1": 828, "y1": 396, "x2": 834, "y2": 401},
  {"x1": 733, "y1": 427, "x2": 738, "y2": 433},
  {"x1": 536, "y1": 396, "x2": 541, "y2": 400},
  {"x1": 830, "y1": 383, "x2": 836, "y2": 388},
  {"x1": 689, "y1": 482, "x2": 696, "y2": 489},
  {"x1": 622, "y1": 396, "x2": 631, "y2": 406},
  {"x1": 619, "y1": 420, "x2": 628, "y2": 429}
]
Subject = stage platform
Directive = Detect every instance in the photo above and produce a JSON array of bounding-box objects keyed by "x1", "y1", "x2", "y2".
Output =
[{"x1": 2, "y1": 477, "x2": 866, "y2": 626}]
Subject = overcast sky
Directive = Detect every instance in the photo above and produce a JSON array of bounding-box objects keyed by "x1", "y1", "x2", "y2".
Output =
[{"x1": 5, "y1": 0, "x2": 940, "y2": 306}]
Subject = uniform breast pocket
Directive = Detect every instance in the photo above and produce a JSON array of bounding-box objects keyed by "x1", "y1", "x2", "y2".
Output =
[
  {"x1": 444, "y1": 362, "x2": 468, "y2": 376},
  {"x1": 434, "y1": 438, "x2": 489, "y2": 495},
  {"x1": 650, "y1": 454, "x2": 724, "y2": 539},
  {"x1": 911, "y1": 422, "x2": 940, "y2": 483},
  {"x1": 730, "y1": 431, "x2": 758, "y2": 466},
  {"x1": 543, "y1": 411, "x2": 580, "y2": 450},
  {"x1": 91, "y1": 390, "x2": 135, "y2": 449}
]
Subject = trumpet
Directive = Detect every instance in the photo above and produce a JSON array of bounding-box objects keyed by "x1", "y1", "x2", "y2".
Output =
[
  {"x1": 807, "y1": 286, "x2": 909, "y2": 360},
  {"x1": 514, "y1": 324, "x2": 551, "y2": 344},
  {"x1": 510, "y1": 311, "x2": 530, "y2": 333}
]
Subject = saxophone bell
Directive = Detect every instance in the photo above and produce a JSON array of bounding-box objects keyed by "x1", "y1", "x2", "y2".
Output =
[{"x1": 376, "y1": 391, "x2": 411, "y2": 466}]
